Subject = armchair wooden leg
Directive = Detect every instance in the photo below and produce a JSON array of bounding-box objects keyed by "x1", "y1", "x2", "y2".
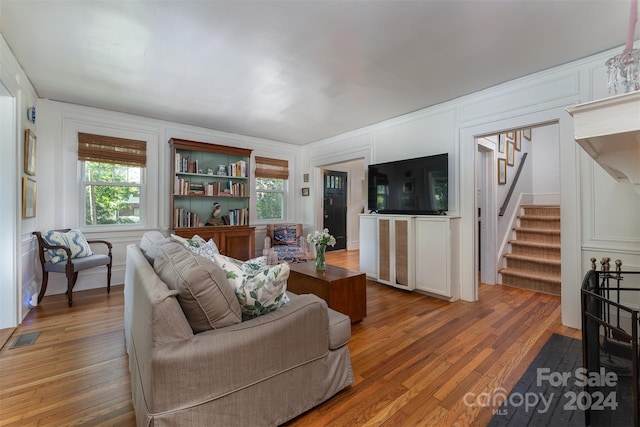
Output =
[
  {"x1": 107, "y1": 264, "x2": 112, "y2": 294},
  {"x1": 66, "y1": 273, "x2": 74, "y2": 307},
  {"x1": 37, "y1": 272, "x2": 48, "y2": 303}
]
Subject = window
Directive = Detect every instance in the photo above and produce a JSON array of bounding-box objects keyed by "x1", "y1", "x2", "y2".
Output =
[
  {"x1": 255, "y1": 156, "x2": 288, "y2": 221},
  {"x1": 78, "y1": 133, "x2": 146, "y2": 226}
]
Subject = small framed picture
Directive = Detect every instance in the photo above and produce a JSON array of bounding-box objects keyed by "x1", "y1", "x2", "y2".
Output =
[
  {"x1": 507, "y1": 141, "x2": 515, "y2": 166},
  {"x1": 301, "y1": 187, "x2": 309, "y2": 196},
  {"x1": 498, "y1": 134, "x2": 506, "y2": 153},
  {"x1": 523, "y1": 128, "x2": 532, "y2": 141},
  {"x1": 22, "y1": 176, "x2": 37, "y2": 218},
  {"x1": 24, "y1": 129, "x2": 36, "y2": 176},
  {"x1": 403, "y1": 180, "x2": 414, "y2": 193},
  {"x1": 514, "y1": 131, "x2": 521, "y2": 151},
  {"x1": 506, "y1": 131, "x2": 515, "y2": 141},
  {"x1": 303, "y1": 173, "x2": 309, "y2": 182},
  {"x1": 498, "y1": 158, "x2": 507, "y2": 185}
]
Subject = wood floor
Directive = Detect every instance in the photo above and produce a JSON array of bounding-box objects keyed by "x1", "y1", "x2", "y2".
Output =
[{"x1": 0, "y1": 250, "x2": 578, "y2": 426}]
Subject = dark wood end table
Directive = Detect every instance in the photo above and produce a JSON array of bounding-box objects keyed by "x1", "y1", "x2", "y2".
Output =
[{"x1": 287, "y1": 261, "x2": 367, "y2": 322}]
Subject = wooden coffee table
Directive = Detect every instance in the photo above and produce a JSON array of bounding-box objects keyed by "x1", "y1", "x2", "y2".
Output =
[{"x1": 287, "y1": 262, "x2": 366, "y2": 322}]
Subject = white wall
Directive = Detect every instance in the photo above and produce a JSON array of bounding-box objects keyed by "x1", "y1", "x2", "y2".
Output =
[
  {"x1": 303, "y1": 42, "x2": 640, "y2": 329},
  {"x1": 0, "y1": 34, "x2": 38, "y2": 327},
  {"x1": 531, "y1": 125, "x2": 561, "y2": 196},
  {"x1": 30, "y1": 99, "x2": 302, "y2": 300}
]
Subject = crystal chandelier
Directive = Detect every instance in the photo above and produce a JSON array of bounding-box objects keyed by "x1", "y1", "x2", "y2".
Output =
[{"x1": 606, "y1": 0, "x2": 639, "y2": 95}]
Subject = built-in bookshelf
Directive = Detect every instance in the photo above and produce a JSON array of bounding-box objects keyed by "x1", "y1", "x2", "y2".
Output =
[{"x1": 169, "y1": 138, "x2": 255, "y2": 260}]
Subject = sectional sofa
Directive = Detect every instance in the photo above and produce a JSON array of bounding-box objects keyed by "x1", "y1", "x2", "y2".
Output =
[{"x1": 123, "y1": 231, "x2": 354, "y2": 426}]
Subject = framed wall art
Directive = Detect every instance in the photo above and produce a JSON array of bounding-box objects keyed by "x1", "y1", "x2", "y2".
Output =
[
  {"x1": 22, "y1": 176, "x2": 37, "y2": 218},
  {"x1": 507, "y1": 141, "x2": 515, "y2": 166},
  {"x1": 24, "y1": 129, "x2": 36, "y2": 176},
  {"x1": 498, "y1": 134, "x2": 505, "y2": 153},
  {"x1": 523, "y1": 128, "x2": 532, "y2": 141},
  {"x1": 514, "y1": 131, "x2": 521, "y2": 151},
  {"x1": 301, "y1": 187, "x2": 309, "y2": 196},
  {"x1": 498, "y1": 158, "x2": 507, "y2": 185}
]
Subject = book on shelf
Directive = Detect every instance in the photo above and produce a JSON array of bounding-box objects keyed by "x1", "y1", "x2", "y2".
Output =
[
  {"x1": 228, "y1": 160, "x2": 247, "y2": 178},
  {"x1": 174, "y1": 208, "x2": 200, "y2": 228},
  {"x1": 175, "y1": 153, "x2": 199, "y2": 174},
  {"x1": 227, "y1": 208, "x2": 248, "y2": 226}
]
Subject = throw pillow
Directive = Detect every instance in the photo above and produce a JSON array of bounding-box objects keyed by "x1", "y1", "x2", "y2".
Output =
[
  {"x1": 186, "y1": 238, "x2": 220, "y2": 259},
  {"x1": 273, "y1": 224, "x2": 298, "y2": 245},
  {"x1": 170, "y1": 233, "x2": 208, "y2": 248},
  {"x1": 154, "y1": 242, "x2": 242, "y2": 333},
  {"x1": 212, "y1": 253, "x2": 290, "y2": 320},
  {"x1": 41, "y1": 229, "x2": 94, "y2": 264}
]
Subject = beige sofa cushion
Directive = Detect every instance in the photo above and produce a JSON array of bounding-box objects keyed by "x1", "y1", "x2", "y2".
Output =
[{"x1": 154, "y1": 242, "x2": 242, "y2": 333}]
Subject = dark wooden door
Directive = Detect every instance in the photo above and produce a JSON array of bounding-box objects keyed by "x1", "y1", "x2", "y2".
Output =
[{"x1": 323, "y1": 170, "x2": 347, "y2": 251}]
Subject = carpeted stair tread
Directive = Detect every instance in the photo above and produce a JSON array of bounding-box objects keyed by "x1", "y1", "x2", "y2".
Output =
[
  {"x1": 499, "y1": 267, "x2": 561, "y2": 284},
  {"x1": 508, "y1": 240, "x2": 560, "y2": 250},
  {"x1": 514, "y1": 227, "x2": 560, "y2": 235},
  {"x1": 504, "y1": 253, "x2": 561, "y2": 266},
  {"x1": 518, "y1": 214, "x2": 560, "y2": 221}
]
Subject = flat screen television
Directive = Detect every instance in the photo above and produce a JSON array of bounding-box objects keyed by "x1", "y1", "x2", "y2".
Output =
[{"x1": 367, "y1": 153, "x2": 448, "y2": 215}]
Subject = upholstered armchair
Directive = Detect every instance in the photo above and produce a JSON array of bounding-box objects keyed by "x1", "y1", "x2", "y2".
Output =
[
  {"x1": 33, "y1": 229, "x2": 112, "y2": 307},
  {"x1": 265, "y1": 224, "x2": 310, "y2": 263}
]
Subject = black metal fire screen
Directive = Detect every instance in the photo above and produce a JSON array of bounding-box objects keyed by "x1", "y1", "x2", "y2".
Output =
[{"x1": 582, "y1": 257, "x2": 640, "y2": 427}]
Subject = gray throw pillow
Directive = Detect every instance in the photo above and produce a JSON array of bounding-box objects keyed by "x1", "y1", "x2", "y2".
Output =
[{"x1": 153, "y1": 242, "x2": 242, "y2": 333}]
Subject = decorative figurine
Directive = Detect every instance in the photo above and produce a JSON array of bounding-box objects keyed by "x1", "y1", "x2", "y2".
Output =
[{"x1": 205, "y1": 202, "x2": 224, "y2": 226}]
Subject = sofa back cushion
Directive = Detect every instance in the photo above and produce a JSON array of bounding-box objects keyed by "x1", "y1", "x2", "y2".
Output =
[
  {"x1": 154, "y1": 242, "x2": 242, "y2": 333},
  {"x1": 140, "y1": 231, "x2": 173, "y2": 264}
]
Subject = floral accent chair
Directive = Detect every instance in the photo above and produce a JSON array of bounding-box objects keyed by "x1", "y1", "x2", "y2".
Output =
[{"x1": 265, "y1": 224, "x2": 310, "y2": 263}]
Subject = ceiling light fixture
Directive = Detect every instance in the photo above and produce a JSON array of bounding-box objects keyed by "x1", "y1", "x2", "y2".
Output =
[{"x1": 606, "y1": 0, "x2": 639, "y2": 94}]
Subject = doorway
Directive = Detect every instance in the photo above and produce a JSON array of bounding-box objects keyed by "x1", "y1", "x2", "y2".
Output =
[{"x1": 323, "y1": 170, "x2": 347, "y2": 251}]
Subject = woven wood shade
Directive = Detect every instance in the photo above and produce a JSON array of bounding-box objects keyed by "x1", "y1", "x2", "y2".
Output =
[
  {"x1": 255, "y1": 156, "x2": 288, "y2": 179},
  {"x1": 78, "y1": 133, "x2": 147, "y2": 167}
]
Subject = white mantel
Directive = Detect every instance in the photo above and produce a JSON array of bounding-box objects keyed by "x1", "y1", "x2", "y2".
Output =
[{"x1": 567, "y1": 91, "x2": 640, "y2": 194}]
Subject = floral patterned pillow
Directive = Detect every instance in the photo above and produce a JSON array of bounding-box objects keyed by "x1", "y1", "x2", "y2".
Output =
[
  {"x1": 171, "y1": 234, "x2": 208, "y2": 248},
  {"x1": 41, "y1": 229, "x2": 94, "y2": 264},
  {"x1": 212, "y1": 253, "x2": 290, "y2": 320},
  {"x1": 273, "y1": 224, "x2": 298, "y2": 245},
  {"x1": 186, "y1": 239, "x2": 220, "y2": 259}
]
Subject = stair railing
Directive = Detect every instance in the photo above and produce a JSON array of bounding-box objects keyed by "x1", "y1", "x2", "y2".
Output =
[{"x1": 499, "y1": 152, "x2": 528, "y2": 216}]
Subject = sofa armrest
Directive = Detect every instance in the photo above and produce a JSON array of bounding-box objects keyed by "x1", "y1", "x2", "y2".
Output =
[{"x1": 147, "y1": 293, "x2": 331, "y2": 413}]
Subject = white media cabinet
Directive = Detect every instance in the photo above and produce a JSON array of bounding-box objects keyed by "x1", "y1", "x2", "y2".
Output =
[{"x1": 359, "y1": 214, "x2": 461, "y2": 301}]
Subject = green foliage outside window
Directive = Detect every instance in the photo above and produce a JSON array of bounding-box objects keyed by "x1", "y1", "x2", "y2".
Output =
[
  {"x1": 84, "y1": 161, "x2": 142, "y2": 225},
  {"x1": 256, "y1": 177, "x2": 284, "y2": 220}
]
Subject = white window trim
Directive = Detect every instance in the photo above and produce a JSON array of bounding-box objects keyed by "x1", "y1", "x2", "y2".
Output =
[
  {"x1": 79, "y1": 161, "x2": 146, "y2": 231},
  {"x1": 254, "y1": 178, "x2": 288, "y2": 224},
  {"x1": 61, "y1": 116, "x2": 159, "y2": 231}
]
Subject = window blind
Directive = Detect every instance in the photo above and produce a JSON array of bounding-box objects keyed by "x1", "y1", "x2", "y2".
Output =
[
  {"x1": 255, "y1": 156, "x2": 289, "y2": 179},
  {"x1": 78, "y1": 133, "x2": 147, "y2": 167}
]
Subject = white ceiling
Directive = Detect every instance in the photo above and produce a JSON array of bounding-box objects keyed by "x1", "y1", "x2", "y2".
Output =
[{"x1": 0, "y1": 0, "x2": 636, "y2": 145}]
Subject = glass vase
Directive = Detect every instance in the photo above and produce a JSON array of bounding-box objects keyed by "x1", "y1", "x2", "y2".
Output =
[{"x1": 315, "y1": 244, "x2": 326, "y2": 270}]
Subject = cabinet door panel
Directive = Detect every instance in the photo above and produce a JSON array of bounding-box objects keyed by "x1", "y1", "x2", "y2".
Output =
[
  {"x1": 415, "y1": 219, "x2": 449, "y2": 296},
  {"x1": 359, "y1": 215, "x2": 378, "y2": 277}
]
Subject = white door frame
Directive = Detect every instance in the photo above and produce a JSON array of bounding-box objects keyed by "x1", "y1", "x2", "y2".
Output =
[
  {"x1": 0, "y1": 82, "x2": 18, "y2": 328},
  {"x1": 477, "y1": 141, "x2": 497, "y2": 285}
]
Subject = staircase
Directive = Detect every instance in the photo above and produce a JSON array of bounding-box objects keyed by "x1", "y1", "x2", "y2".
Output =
[{"x1": 499, "y1": 205, "x2": 561, "y2": 295}]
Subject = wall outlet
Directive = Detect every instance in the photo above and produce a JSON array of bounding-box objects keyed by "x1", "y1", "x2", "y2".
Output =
[{"x1": 29, "y1": 293, "x2": 38, "y2": 307}]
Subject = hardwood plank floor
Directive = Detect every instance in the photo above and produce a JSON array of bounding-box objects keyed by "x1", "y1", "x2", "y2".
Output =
[{"x1": 0, "y1": 250, "x2": 576, "y2": 426}]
